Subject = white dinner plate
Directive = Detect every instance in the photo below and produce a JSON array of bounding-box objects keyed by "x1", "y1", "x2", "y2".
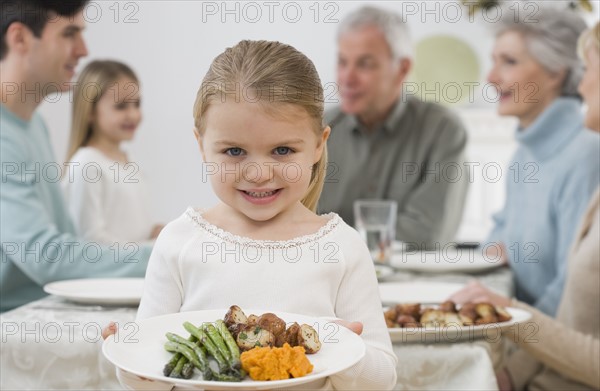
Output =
[
  {"x1": 391, "y1": 248, "x2": 503, "y2": 274},
  {"x1": 43, "y1": 278, "x2": 144, "y2": 305},
  {"x1": 103, "y1": 309, "x2": 366, "y2": 390},
  {"x1": 386, "y1": 307, "x2": 531, "y2": 343}
]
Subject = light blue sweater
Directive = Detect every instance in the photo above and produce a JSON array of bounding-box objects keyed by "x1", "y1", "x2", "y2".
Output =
[
  {"x1": 0, "y1": 105, "x2": 151, "y2": 312},
  {"x1": 488, "y1": 97, "x2": 600, "y2": 316}
]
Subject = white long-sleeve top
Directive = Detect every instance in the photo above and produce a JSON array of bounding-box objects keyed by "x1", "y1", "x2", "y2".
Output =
[
  {"x1": 62, "y1": 147, "x2": 153, "y2": 244},
  {"x1": 137, "y1": 208, "x2": 397, "y2": 390}
]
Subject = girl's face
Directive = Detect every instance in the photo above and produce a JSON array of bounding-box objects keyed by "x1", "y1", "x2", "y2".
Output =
[
  {"x1": 92, "y1": 77, "x2": 141, "y2": 144},
  {"x1": 198, "y1": 100, "x2": 329, "y2": 223},
  {"x1": 488, "y1": 31, "x2": 565, "y2": 128},
  {"x1": 578, "y1": 47, "x2": 600, "y2": 132}
]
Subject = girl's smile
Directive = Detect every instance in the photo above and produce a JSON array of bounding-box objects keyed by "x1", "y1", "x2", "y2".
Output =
[{"x1": 239, "y1": 188, "x2": 283, "y2": 205}]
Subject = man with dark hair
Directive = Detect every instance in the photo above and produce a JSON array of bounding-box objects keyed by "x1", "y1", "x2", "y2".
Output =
[{"x1": 0, "y1": 0, "x2": 151, "y2": 312}]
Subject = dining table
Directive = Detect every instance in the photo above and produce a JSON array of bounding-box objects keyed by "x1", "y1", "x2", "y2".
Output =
[{"x1": 1, "y1": 256, "x2": 514, "y2": 390}]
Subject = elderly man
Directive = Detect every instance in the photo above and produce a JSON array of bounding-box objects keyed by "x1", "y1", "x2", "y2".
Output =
[{"x1": 319, "y1": 6, "x2": 469, "y2": 248}]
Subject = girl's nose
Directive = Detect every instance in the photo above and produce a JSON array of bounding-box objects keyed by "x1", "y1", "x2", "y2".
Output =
[{"x1": 242, "y1": 160, "x2": 275, "y2": 184}]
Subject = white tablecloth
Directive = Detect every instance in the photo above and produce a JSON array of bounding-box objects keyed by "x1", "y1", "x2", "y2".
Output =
[
  {"x1": 1, "y1": 296, "x2": 135, "y2": 390},
  {"x1": 1, "y1": 268, "x2": 513, "y2": 390}
]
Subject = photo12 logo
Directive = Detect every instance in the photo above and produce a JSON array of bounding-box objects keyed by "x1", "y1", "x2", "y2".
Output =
[{"x1": 200, "y1": 2, "x2": 340, "y2": 24}]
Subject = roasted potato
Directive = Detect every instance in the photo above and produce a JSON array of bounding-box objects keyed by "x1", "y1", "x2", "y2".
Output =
[
  {"x1": 442, "y1": 312, "x2": 463, "y2": 327},
  {"x1": 439, "y1": 300, "x2": 457, "y2": 313},
  {"x1": 396, "y1": 315, "x2": 420, "y2": 328},
  {"x1": 224, "y1": 305, "x2": 248, "y2": 328},
  {"x1": 236, "y1": 324, "x2": 275, "y2": 351},
  {"x1": 420, "y1": 309, "x2": 446, "y2": 327},
  {"x1": 227, "y1": 322, "x2": 247, "y2": 339},
  {"x1": 475, "y1": 303, "x2": 498, "y2": 323},
  {"x1": 297, "y1": 324, "x2": 321, "y2": 354},
  {"x1": 395, "y1": 303, "x2": 421, "y2": 319},
  {"x1": 276, "y1": 322, "x2": 300, "y2": 347},
  {"x1": 247, "y1": 314, "x2": 259, "y2": 326},
  {"x1": 495, "y1": 306, "x2": 512, "y2": 322},
  {"x1": 257, "y1": 313, "x2": 286, "y2": 337},
  {"x1": 458, "y1": 303, "x2": 477, "y2": 322}
]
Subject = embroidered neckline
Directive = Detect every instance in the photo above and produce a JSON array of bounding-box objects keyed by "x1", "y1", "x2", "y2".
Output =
[{"x1": 184, "y1": 207, "x2": 341, "y2": 249}]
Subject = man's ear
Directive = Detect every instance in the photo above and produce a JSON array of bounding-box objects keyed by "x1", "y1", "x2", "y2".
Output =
[
  {"x1": 4, "y1": 22, "x2": 33, "y2": 56},
  {"x1": 193, "y1": 127, "x2": 206, "y2": 161},
  {"x1": 395, "y1": 58, "x2": 412, "y2": 86}
]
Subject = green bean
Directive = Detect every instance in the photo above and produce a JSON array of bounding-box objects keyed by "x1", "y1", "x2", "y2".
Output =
[
  {"x1": 169, "y1": 356, "x2": 187, "y2": 378},
  {"x1": 183, "y1": 322, "x2": 229, "y2": 372},
  {"x1": 203, "y1": 323, "x2": 232, "y2": 363},
  {"x1": 164, "y1": 341, "x2": 202, "y2": 370},
  {"x1": 215, "y1": 320, "x2": 241, "y2": 370},
  {"x1": 181, "y1": 361, "x2": 195, "y2": 379},
  {"x1": 163, "y1": 353, "x2": 181, "y2": 377}
]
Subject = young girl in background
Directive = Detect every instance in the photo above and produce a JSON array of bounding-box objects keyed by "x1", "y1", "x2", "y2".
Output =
[
  {"x1": 62, "y1": 60, "x2": 163, "y2": 244},
  {"x1": 110, "y1": 40, "x2": 397, "y2": 390}
]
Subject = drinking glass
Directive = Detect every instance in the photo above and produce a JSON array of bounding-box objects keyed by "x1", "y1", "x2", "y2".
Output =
[{"x1": 353, "y1": 200, "x2": 397, "y2": 264}]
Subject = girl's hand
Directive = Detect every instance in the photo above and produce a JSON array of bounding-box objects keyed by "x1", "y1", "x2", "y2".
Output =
[
  {"x1": 149, "y1": 224, "x2": 165, "y2": 240},
  {"x1": 448, "y1": 281, "x2": 512, "y2": 308},
  {"x1": 102, "y1": 321, "x2": 117, "y2": 340},
  {"x1": 333, "y1": 319, "x2": 363, "y2": 335},
  {"x1": 102, "y1": 322, "x2": 160, "y2": 385}
]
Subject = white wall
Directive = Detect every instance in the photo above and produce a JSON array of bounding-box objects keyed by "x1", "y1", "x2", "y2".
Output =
[{"x1": 37, "y1": 1, "x2": 599, "y2": 238}]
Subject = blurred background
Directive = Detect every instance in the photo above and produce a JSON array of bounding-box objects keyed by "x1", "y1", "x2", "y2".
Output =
[{"x1": 38, "y1": 0, "x2": 600, "y2": 241}]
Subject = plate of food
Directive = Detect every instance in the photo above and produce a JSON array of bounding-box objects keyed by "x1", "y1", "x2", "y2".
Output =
[
  {"x1": 384, "y1": 301, "x2": 531, "y2": 343},
  {"x1": 390, "y1": 248, "x2": 504, "y2": 274},
  {"x1": 103, "y1": 305, "x2": 366, "y2": 390},
  {"x1": 43, "y1": 278, "x2": 144, "y2": 305}
]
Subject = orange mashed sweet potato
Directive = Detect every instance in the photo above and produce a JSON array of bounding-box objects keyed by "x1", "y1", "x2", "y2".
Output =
[{"x1": 240, "y1": 343, "x2": 314, "y2": 381}]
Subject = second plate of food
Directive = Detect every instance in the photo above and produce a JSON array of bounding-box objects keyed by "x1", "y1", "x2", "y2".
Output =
[{"x1": 384, "y1": 302, "x2": 531, "y2": 343}]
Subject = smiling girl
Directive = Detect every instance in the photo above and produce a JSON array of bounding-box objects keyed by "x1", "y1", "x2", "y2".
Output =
[
  {"x1": 62, "y1": 60, "x2": 163, "y2": 244},
  {"x1": 111, "y1": 40, "x2": 398, "y2": 390}
]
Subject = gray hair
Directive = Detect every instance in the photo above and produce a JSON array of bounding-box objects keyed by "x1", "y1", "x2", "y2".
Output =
[
  {"x1": 337, "y1": 6, "x2": 413, "y2": 61},
  {"x1": 493, "y1": 6, "x2": 587, "y2": 98}
]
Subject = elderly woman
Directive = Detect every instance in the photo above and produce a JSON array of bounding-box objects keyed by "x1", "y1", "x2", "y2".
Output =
[
  {"x1": 483, "y1": 8, "x2": 599, "y2": 316},
  {"x1": 452, "y1": 22, "x2": 600, "y2": 391}
]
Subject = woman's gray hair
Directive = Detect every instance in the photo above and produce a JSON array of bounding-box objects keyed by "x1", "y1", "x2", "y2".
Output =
[
  {"x1": 338, "y1": 6, "x2": 413, "y2": 61},
  {"x1": 493, "y1": 6, "x2": 588, "y2": 98}
]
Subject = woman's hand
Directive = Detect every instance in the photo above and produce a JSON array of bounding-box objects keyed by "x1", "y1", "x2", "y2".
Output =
[
  {"x1": 496, "y1": 368, "x2": 514, "y2": 391},
  {"x1": 333, "y1": 319, "x2": 363, "y2": 335},
  {"x1": 485, "y1": 242, "x2": 509, "y2": 266},
  {"x1": 448, "y1": 281, "x2": 512, "y2": 307}
]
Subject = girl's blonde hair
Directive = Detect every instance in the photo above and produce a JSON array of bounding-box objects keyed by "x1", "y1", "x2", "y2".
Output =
[
  {"x1": 578, "y1": 22, "x2": 600, "y2": 64},
  {"x1": 66, "y1": 60, "x2": 139, "y2": 161},
  {"x1": 193, "y1": 40, "x2": 327, "y2": 212}
]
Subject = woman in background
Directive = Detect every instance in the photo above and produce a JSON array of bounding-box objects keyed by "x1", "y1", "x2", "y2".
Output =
[
  {"x1": 452, "y1": 22, "x2": 600, "y2": 391},
  {"x1": 62, "y1": 60, "x2": 163, "y2": 244},
  {"x1": 483, "y1": 7, "x2": 599, "y2": 316}
]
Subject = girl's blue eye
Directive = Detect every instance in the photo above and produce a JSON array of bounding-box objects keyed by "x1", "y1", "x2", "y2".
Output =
[
  {"x1": 274, "y1": 147, "x2": 292, "y2": 155},
  {"x1": 226, "y1": 147, "x2": 244, "y2": 156}
]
